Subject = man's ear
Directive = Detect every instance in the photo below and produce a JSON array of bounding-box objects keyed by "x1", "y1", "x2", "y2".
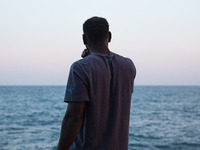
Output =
[
  {"x1": 108, "y1": 31, "x2": 112, "y2": 43},
  {"x1": 82, "y1": 34, "x2": 87, "y2": 45}
]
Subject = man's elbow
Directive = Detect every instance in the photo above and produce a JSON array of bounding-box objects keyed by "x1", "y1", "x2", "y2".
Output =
[
  {"x1": 69, "y1": 115, "x2": 83, "y2": 125},
  {"x1": 64, "y1": 112, "x2": 83, "y2": 126}
]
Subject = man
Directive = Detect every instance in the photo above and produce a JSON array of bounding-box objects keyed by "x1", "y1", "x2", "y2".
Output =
[{"x1": 57, "y1": 16, "x2": 136, "y2": 150}]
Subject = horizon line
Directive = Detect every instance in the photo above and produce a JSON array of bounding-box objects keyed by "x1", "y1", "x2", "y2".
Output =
[{"x1": 0, "y1": 85, "x2": 200, "y2": 87}]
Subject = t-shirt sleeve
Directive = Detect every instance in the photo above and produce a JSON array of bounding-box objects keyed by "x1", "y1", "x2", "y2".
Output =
[{"x1": 64, "y1": 62, "x2": 89, "y2": 103}]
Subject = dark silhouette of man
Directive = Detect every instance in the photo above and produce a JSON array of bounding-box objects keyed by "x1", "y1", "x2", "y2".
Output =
[{"x1": 57, "y1": 16, "x2": 136, "y2": 150}]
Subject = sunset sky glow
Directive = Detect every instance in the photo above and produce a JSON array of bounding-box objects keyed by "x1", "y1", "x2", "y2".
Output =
[{"x1": 0, "y1": 0, "x2": 200, "y2": 85}]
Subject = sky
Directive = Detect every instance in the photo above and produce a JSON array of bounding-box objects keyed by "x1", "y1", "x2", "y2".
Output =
[{"x1": 0, "y1": 0, "x2": 200, "y2": 85}]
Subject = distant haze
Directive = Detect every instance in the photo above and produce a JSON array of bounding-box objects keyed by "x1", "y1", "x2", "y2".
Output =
[{"x1": 0, "y1": 0, "x2": 200, "y2": 85}]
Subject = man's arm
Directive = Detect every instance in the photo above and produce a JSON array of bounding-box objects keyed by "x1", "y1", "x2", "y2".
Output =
[{"x1": 57, "y1": 102, "x2": 86, "y2": 150}]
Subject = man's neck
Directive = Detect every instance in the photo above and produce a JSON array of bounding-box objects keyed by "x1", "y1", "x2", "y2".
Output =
[{"x1": 89, "y1": 44, "x2": 110, "y2": 55}]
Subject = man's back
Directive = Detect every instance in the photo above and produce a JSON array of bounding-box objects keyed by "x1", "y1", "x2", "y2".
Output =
[
  {"x1": 65, "y1": 52, "x2": 136, "y2": 150},
  {"x1": 57, "y1": 16, "x2": 136, "y2": 150}
]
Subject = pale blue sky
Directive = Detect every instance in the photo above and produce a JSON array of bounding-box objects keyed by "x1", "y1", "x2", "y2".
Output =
[{"x1": 0, "y1": 0, "x2": 200, "y2": 85}]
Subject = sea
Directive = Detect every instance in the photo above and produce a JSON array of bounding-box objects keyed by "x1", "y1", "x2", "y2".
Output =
[{"x1": 0, "y1": 86, "x2": 200, "y2": 150}]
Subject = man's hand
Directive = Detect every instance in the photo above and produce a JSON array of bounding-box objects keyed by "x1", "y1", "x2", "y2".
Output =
[{"x1": 81, "y1": 49, "x2": 90, "y2": 58}]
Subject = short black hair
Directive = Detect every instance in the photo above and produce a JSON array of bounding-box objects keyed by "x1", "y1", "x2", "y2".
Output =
[{"x1": 83, "y1": 16, "x2": 109, "y2": 41}]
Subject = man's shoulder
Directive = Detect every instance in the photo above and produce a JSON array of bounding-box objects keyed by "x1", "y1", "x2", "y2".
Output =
[
  {"x1": 73, "y1": 54, "x2": 97, "y2": 64},
  {"x1": 70, "y1": 51, "x2": 135, "y2": 69},
  {"x1": 113, "y1": 52, "x2": 136, "y2": 75},
  {"x1": 112, "y1": 52, "x2": 134, "y2": 66},
  {"x1": 70, "y1": 56, "x2": 92, "y2": 72},
  {"x1": 71, "y1": 56, "x2": 90, "y2": 66}
]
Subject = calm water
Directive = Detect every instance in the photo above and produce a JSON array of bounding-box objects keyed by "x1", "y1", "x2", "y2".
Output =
[{"x1": 0, "y1": 86, "x2": 200, "y2": 150}]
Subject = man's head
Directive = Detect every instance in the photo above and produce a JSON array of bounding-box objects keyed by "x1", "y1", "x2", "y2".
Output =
[{"x1": 83, "y1": 16, "x2": 111, "y2": 45}]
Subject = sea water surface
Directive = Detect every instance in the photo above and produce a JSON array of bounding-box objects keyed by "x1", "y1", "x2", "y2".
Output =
[{"x1": 0, "y1": 86, "x2": 200, "y2": 150}]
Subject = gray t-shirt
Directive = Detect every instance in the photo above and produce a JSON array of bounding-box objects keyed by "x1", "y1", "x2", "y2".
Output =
[{"x1": 64, "y1": 52, "x2": 136, "y2": 150}]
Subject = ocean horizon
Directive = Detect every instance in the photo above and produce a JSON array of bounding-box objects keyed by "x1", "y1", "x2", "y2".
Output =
[{"x1": 0, "y1": 86, "x2": 200, "y2": 150}]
